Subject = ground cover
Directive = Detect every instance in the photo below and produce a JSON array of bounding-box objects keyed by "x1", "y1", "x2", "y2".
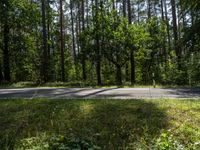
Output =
[{"x1": 0, "y1": 99, "x2": 200, "y2": 149}]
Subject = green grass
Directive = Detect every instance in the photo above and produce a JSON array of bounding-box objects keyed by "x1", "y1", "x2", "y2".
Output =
[
  {"x1": 1, "y1": 99, "x2": 200, "y2": 149},
  {"x1": 1, "y1": 81, "x2": 200, "y2": 89}
]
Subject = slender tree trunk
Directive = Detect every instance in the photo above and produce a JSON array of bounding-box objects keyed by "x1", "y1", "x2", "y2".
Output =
[
  {"x1": 81, "y1": 0, "x2": 87, "y2": 81},
  {"x1": 86, "y1": 0, "x2": 89, "y2": 28},
  {"x1": 147, "y1": 0, "x2": 151, "y2": 19},
  {"x1": 116, "y1": 65, "x2": 122, "y2": 85},
  {"x1": 0, "y1": 63, "x2": 3, "y2": 82},
  {"x1": 137, "y1": 1, "x2": 140, "y2": 23},
  {"x1": 76, "y1": 16, "x2": 80, "y2": 54},
  {"x1": 77, "y1": 2, "x2": 81, "y2": 55},
  {"x1": 127, "y1": 0, "x2": 135, "y2": 85},
  {"x1": 127, "y1": 0, "x2": 131, "y2": 23},
  {"x1": 161, "y1": 0, "x2": 164, "y2": 20},
  {"x1": 112, "y1": 0, "x2": 115, "y2": 10},
  {"x1": 60, "y1": 0, "x2": 65, "y2": 82},
  {"x1": 123, "y1": 0, "x2": 129, "y2": 81},
  {"x1": 164, "y1": 0, "x2": 171, "y2": 50},
  {"x1": 2, "y1": 0, "x2": 10, "y2": 82},
  {"x1": 179, "y1": 0, "x2": 186, "y2": 54},
  {"x1": 123, "y1": 0, "x2": 127, "y2": 18},
  {"x1": 41, "y1": 0, "x2": 48, "y2": 82},
  {"x1": 3, "y1": 19, "x2": 10, "y2": 82},
  {"x1": 70, "y1": 0, "x2": 76, "y2": 61},
  {"x1": 161, "y1": 0, "x2": 167, "y2": 65},
  {"x1": 171, "y1": 0, "x2": 181, "y2": 64},
  {"x1": 47, "y1": 0, "x2": 51, "y2": 59},
  {"x1": 95, "y1": 0, "x2": 102, "y2": 85},
  {"x1": 130, "y1": 50, "x2": 135, "y2": 84}
]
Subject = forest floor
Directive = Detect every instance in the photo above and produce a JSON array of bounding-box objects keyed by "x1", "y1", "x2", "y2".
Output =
[
  {"x1": 1, "y1": 99, "x2": 200, "y2": 149},
  {"x1": 1, "y1": 87, "x2": 200, "y2": 99}
]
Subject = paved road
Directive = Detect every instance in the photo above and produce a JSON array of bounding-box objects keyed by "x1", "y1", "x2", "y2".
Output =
[{"x1": 0, "y1": 87, "x2": 200, "y2": 99}]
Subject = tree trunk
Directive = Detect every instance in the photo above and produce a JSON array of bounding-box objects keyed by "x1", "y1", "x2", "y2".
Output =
[
  {"x1": 81, "y1": 0, "x2": 87, "y2": 81},
  {"x1": 161, "y1": 0, "x2": 167, "y2": 65},
  {"x1": 3, "y1": 20, "x2": 11, "y2": 82},
  {"x1": 86, "y1": 0, "x2": 89, "y2": 28},
  {"x1": 60, "y1": 0, "x2": 65, "y2": 82},
  {"x1": 127, "y1": 0, "x2": 135, "y2": 85},
  {"x1": 160, "y1": 0, "x2": 164, "y2": 20},
  {"x1": 137, "y1": 1, "x2": 140, "y2": 23},
  {"x1": 164, "y1": 0, "x2": 171, "y2": 50},
  {"x1": 130, "y1": 50, "x2": 135, "y2": 84},
  {"x1": 41, "y1": 0, "x2": 48, "y2": 82},
  {"x1": 70, "y1": 0, "x2": 76, "y2": 61},
  {"x1": 116, "y1": 65, "x2": 122, "y2": 85},
  {"x1": 2, "y1": 0, "x2": 10, "y2": 82},
  {"x1": 123, "y1": 0, "x2": 127, "y2": 18},
  {"x1": 112, "y1": 0, "x2": 115, "y2": 10},
  {"x1": 123, "y1": 0, "x2": 129, "y2": 81},
  {"x1": 147, "y1": 0, "x2": 151, "y2": 19},
  {"x1": 47, "y1": 0, "x2": 51, "y2": 59},
  {"x1": 95, "y1": 0, "x2": 102, "y2": 85},
  {"x1": 0, "y1": 63, "x2": 3, "y2": 82},
  {"x1": 171, "y1": 0, "x2": 181, "y2": 65},
  {"x1": 127, "y1": 0, "x2": 131, "y2": 24}
]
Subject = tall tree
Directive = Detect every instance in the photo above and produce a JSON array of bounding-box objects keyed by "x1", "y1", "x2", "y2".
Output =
[
  {"x1": 47, "y1": 0, "x2": 51, "y2": 58},
  {"x1": 160, "y1": 0, "x2": 167, "y2": 64},
  {"x1": 95, "y1": 0, "x2": 102, "y2": 85},
  {"x1": 41, "y1": 0, "x2": 48, "y2": 82},
  {"x1": 81, "y1": 0, "x2": 87, "y2": 81},
  {"x1": 171, "y1": 0, "x2": 181, "y2": 64},
  {"x1": 147, "y1": 0, "x2": 151, "y2": 19},
  {"x1": 127, "y1": 0, "x2": 135, "y2": 85},
  {"x1": 2, "y1": 0, "x2": 11, "y2": 82},
  {"x1": 70, "y1": 0, "x2": 76, "y2": 63},
  {"x1": 164, "y1": 0, "x2": 171, "y2": 50},
  {"x1": 60, "y1": 0, "x2": 65, "y2": 81}
]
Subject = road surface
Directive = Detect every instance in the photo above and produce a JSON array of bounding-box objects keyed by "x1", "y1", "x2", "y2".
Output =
[{"x1": 0, "y1": 87, "x2": 200, "y2": 99}]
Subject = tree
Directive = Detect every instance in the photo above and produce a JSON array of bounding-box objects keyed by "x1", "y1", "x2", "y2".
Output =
[
  {"x1": 1, "y1": 0, "x2": 11, "y2": 82},
  {"x1": 171, "y1": 0, "x2": 181, "y2": 64},
  {"x1": 60, "y1": 0, "x2": 65, "y2": 82},
  {"x1": 81, "y1": 0, "x2": 87, "y2": 81},
  {"x1": 127, "y1": 0, "x2": 136, "y2": 85},
  {"x1": 94, "y1": 0, "x2": 102, "y2": 85},
  {"x1": 41, "y1": 0, "x2": 48, "y2": 82}
]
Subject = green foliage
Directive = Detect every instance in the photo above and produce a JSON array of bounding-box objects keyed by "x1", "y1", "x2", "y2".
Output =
[
  {"x1": 153, "y1": 130, "x2": 184, "y2": 150},
  {"x1": 1, "y1": 0, "x2": 200, "y2": 85},
  {"x1": 16, "y1": 134, "x2": 49, "y2": 150},
  {"x1": 49, "y1": 134, "x2": 100, "y2": 150}
]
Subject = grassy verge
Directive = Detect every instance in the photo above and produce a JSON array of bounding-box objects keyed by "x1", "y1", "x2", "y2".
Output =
[
  {"x1": 1, "y1": 81, "x2": 199, "y2": 89},
  {"x1": 0, "y1": 99, "x2": 200, "y2": 149}
]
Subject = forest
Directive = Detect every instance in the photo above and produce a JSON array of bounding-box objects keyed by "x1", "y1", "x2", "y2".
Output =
[
  {"x1": 0, "y1": 0, "x2": 200, "y2": 86},
  {"x1": 2, "y1": 1, "x2": 200, "y2": 149}
]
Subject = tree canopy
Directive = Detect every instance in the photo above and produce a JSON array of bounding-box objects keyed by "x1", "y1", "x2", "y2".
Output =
[{"x1": 0, "y1": 0, "x2": 200, "y2": 85}]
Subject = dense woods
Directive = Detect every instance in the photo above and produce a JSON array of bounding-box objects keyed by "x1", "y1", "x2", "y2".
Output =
[{"x1": 0, "y1": 0, "x2": 200, "y2": 85}]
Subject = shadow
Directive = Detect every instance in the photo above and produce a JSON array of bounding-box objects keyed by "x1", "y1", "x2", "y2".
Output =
[
  {"x1": 0, "y1": 88, "x2": 120, "y2": 99},
  {"x1": 67, "y1": 100, "x2": 169, "y2": 149},
  {"x1": 0, "y1": 99, "x2": 168, "y2": 149},
  {"x1": 79, "y1": 88, "x2": 119, "y2": 98},
  {"x1": 165, "y1": 88, "x2": 200, "y2": 98},
  {"x1": 0, "y1": 88, "x2": 90, "y2": 99}
]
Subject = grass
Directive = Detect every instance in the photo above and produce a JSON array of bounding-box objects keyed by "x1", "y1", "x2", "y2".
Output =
[
  {"x1": 1, "y1": 99, "x2": 200, "y2": 149},
  {"x1": 1, "y1": 81, "x2": 200, "y2": 89}
]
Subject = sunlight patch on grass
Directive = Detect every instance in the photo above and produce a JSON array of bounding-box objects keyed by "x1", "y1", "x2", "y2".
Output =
[{"x1": 79, "y1": 102, "x2": 94, "y2": 116}]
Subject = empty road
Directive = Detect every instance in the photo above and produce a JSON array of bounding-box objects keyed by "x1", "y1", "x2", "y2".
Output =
[{"x1": 0, "y1": 87, "x2": 200, "y2": 99}]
